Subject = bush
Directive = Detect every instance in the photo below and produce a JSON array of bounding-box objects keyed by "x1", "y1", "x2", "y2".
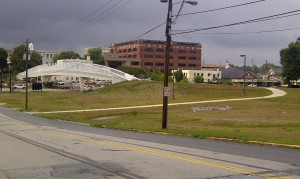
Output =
[
  {"x1": 219, "y1": 80, "x2": 233, "y2": 85},
  {"x1": 193, "y1": 75, "x2": 204, "y2": 83}
]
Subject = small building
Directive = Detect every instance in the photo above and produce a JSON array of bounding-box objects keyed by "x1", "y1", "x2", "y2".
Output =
[{"x1": 181, "y1": 69, "x2": 221, "y2": 83}]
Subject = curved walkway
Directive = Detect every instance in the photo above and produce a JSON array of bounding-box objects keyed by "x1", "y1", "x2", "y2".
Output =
[{"x1": 29, "y1": 88, "x2": 286, "y2": 114}]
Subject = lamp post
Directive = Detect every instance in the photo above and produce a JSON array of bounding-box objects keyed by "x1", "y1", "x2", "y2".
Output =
[
  {"x1": 25, "y1": 39, "x2": 34, "y2": 111},
  {"x1": 7, "y1": 58, "x2": 11, "y2": 93},
  {"x1": 240, "y1": 55, "x2": 246, "y2": 96},
  {"x1": 161, "y1": 0, "x2": 197, "y2": 129}
]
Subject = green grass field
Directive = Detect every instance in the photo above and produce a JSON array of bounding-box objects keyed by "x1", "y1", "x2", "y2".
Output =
[{"x1": 0, "y1": 81, "x2": 299, "y2": 146}]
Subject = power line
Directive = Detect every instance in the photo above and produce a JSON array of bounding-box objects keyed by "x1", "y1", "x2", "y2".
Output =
[
  {"x1": 36, "y1": 0, "x2": 115, "y2": 43},
  {"x1": 37, "y1": 0, "x2": 133, "y2": 44},
  {"x1": 135, "y1": 0, "x2": 267, "y2": 39},
  {"x1": 178, "y1": 0, "x2": 266, "y2": 17},
  {"x1": 192, "y1": 27, "x2": 300, "y2": 35},
  {"x1": 172, "y1": 9, "x2": 300, "y2": 35}
]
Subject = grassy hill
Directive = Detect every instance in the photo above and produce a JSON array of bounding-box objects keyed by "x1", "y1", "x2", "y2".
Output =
[{"x1": 1, "y1": 81, "x2": 299, "y2": 146}]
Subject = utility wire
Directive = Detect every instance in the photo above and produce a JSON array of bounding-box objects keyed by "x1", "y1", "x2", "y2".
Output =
[
  {"x1": 38, "y1": 0, "x2": 132, "y2": 43},
  {"x1": 136, "y1": 0, "x2": 267, "y2": 39},
  {"x1": 172, "y1": 9, "x2": 300, "y2": 35},
  {"x1": 192, "y1": 27, "x2": 300, "y2": 35},
  {"x1": 178, "y1": 0, "x2": 266, "y2": 17},
  {"x1": 36, "y1": 0, "x2": 114, "y2": 43}
]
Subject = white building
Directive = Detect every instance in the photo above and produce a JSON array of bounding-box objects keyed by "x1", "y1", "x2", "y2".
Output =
[
  {"x1": 181, "y1": 69, "x2": 221, "y2": 83},
  {"x1": 37, "y1": 50, "x2": 60, "y2": 65}
]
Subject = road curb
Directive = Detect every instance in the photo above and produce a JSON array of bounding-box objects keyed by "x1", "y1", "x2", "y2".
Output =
[{"x1": 206, "y1": 137, "x2": 300, "y2": 149}]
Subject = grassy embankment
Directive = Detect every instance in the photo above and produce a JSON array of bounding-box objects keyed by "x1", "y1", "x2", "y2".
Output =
[{"x1": 0, "y1": 81, "x2": 299, "y2": 146}]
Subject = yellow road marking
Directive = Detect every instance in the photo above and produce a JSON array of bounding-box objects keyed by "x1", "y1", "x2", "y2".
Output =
[{"x1": 0, "y1": 121, "x2": 292, "y2": 179}]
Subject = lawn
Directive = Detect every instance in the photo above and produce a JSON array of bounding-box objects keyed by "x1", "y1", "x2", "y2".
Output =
[{"x1": 0, "y1": 81, "x2": 299, "y2": 146}]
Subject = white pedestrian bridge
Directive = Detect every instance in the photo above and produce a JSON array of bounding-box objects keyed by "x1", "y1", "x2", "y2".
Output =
[{"x1": 17, "y1": 59, "x2": 138, "y2": 90}]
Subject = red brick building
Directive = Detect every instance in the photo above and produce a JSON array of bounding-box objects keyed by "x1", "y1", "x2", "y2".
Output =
[{"x1": 108, "y1": 39, "x2": 202, "y2": 71}]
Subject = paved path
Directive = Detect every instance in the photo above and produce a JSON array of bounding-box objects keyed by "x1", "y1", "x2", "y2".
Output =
[{"x1": 29, "y1": 88, "x2": 286, "y2": 114}]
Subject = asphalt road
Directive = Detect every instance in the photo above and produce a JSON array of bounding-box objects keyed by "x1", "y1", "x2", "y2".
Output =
[{"x1": 0, "y1": 106, "x2": 299, "y2": 178}]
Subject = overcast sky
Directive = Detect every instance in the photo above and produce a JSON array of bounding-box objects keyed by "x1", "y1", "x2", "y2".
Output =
[{"x1": 1, "y1": 0, "x2": 300, "y2": 66}]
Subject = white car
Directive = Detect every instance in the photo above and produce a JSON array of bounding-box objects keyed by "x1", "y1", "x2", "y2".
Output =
[
  {"x1": 57, "y1": 80, "x2": 65, "y2": 85},
  {"x1": 14, "y1": 84, "x2": 26, "y2": 89}
]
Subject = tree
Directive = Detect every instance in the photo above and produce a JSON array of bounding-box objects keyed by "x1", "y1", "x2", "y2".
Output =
[
  {"x1": 280, "y1": 37, "x2": 300, "y2": 85},
  {"x1": 193, "y1": 75, "x2": 204, "y2": 83},
  {"x1": 9, "y1": 45, "x2": 42, "y2": 74},
  {"x1": 52, "y1": 51, "x2": 81, "y2": 62},
  {"x1": 174, "y1": 70, "x2": 183, "y2": 82},
  {"x1": 0, "y1": 47, "x2": 8, "y2": 69},
  {"x1": 117, "y1": 66, "x2": 147, "y2": 78},
  {"x1": 86, "y1": 48, "x2": 104, "y2": 65}
]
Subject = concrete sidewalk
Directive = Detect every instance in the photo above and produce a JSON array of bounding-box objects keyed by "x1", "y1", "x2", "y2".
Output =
[{"x1": 28, "y1": 88, "x2": 286, "y2": 114}]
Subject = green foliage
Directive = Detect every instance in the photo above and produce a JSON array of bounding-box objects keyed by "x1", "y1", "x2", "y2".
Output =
[
  {"x1": 53, "y1": 51, "x2": 81, "y2": 62},
  {"x1": 86, "y1": 48, "x2": 104, "y2": 65},
  {"x1": 180, "y1": 76, "x2": 189, "y2": 83},
  {"x1": 219, "y1": 80, "x2": 233, "y2": 85},
  {"x1": 0, "y1": 47, "x2": 8, "y2": 69},
  {"x1": 150, "y1": 70, "x2": 163, "y2": 81},
  {"x1": 117, "y1": 66, "x2": 147, "y2": 79},
  {"x1": 174, "y1": 70, "x2": 183, "y2": 82},
  {"x1": 235, "y1": 63, "x2": 281, "y2": 74},
  {"x1": 280, "y1": 37, "x2": 300, "y2": 85},
  {"x1": 9, "y1": 45, "x2": 42, "y2": 74},
  {"x1": 193, "y1": 75, "x2": 204, "y2": 83}
]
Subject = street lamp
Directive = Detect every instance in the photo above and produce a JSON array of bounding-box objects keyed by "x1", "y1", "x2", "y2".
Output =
[
  {"x1": 240, "y1": 55, "x2": 246, "y2": 96},
  {"x1": 25, "y1": 39, "x2": 34, "y2": 111},
  {"x1": 161, "y1": 0, "x2": 197, "y2": 129}
]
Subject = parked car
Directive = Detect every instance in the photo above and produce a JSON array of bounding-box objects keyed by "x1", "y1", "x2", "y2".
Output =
[
  {"x1": 14, "y1": 84, "x2": 26, "y2": 89},
  {"x1": 57, "y1": 80, "x2": 65, "y2": 85},
  {"x1": 83, "y1": 85, "x2": 92, "y2": 92}
]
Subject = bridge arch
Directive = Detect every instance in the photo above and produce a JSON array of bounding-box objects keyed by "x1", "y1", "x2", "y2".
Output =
[{"x1": 17, "y1": 59, "x2": 138, "y2": 90}]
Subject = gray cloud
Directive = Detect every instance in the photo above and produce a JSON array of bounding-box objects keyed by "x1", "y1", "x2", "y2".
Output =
[{"x1": 1, "y1": 0, "x2": 299, "y2": 66}]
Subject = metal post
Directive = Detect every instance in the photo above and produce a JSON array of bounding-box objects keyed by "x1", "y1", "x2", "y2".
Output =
[
  {"x1": 0, "y1": 69, "x2": 2, "y2": 92},
  {"x1": 25, "y1": 39, "x2": 29, "y2": 111},
  {"x1": 9, "y1": 68, "x2": 11, "y2": 93},
  {"x1": 162, "y1": 0, "x2": 172, "y2": 129},
  {"x1": 240, "y1": 55, "x2": 246, "y2": 96},
  {"x1": 172, "y1": 69, "x2": 175, "y2": 100}
]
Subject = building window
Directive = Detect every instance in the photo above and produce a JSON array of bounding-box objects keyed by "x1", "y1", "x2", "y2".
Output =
[
  {"x1": 188, "y1": 57, "x2": 197, "y2": 60},
  {"x1": 178, "y1": 49, "x2": 187, "y2": 53},
  {"x1": 128, "y1": 55, "x2": 132, "y2": 58},
  {"x1": 128, "y1": 48, "x2": 132, "y2": 52},
  {"x1": 156, "y1": 63, "x2": 164, "y2": 66},
  {"x1": 201, "y1": 73, "x2": 203, "y2": 76},
  {"x1": 156, "y1": 48, "x2": 164, "y2": 52},
  {"x1": 178, "y1": 56, "x2": 186, "y2": 60},
  {"x1": 178, "y1": 63, "x2": 186, "y2": 67},
  {"x1": 133, "y1": 48, "x2": 137, "y2": 52},
  {"x1": 131, "y1": 61, "x2": 140, "y2": 66},
  {"x1": 144, "y1": 48, "x2": 154, "y2": 52},
  {"x1": 123, "y1": 49, "x2": 127, "y2": 53},
  {"x1": 169, "y1": 48, "x2": 174, "y2": 53},
  {"x1": 144, "y1": 62, "x2": 153, "y2": 66},
  {"x1": 46, "y1": 54, "x2": 49, "y2": 58},
  {"x1": 132, "y1": 55, "x2": 137, "y2": 58},
  {"x1": 188, "y1": 64, "x2": 197, "y2": 67},
  {"x1": 155, "y1": 55, "x2": 163, "y2": 59},
  {"x1": 118, "y1": 50, "x2": 122, "y2": 53},
  {"x1": 189, "y1": 50, "x2": 197, "y2": 54},
  {"x1": 208, "y1": 73, "x2": 211, "y2": 77},
  {"x1": 144, "y1": 55, "x2": 153, "y2": 58}
]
